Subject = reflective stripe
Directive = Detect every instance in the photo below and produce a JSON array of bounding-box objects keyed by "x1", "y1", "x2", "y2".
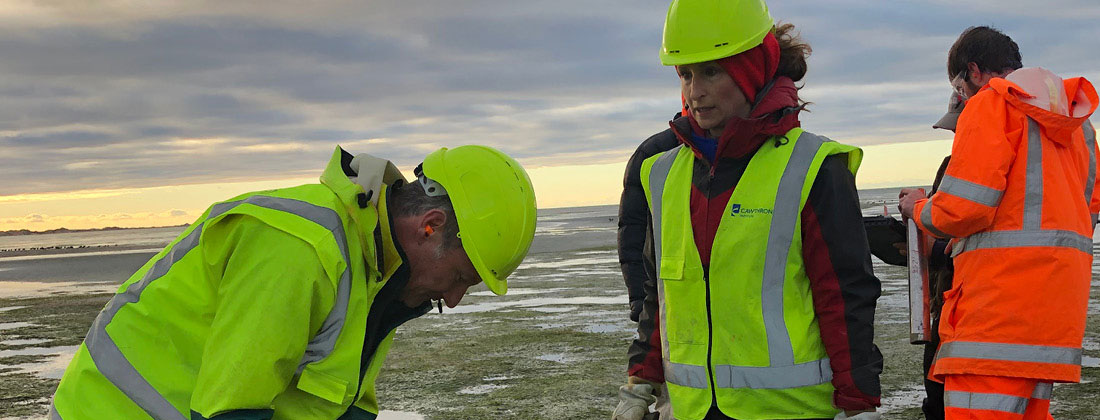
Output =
[
  {"x1": 954, "y1": 229, "x2": 1092, "y2": 255},
  {"x1": 665, "y1": 361, "x2": 710, "y2": 389},
  {"x1": 648, "y1": 146, "x2": 683, "y2": 285},
  {"x1": 1024, "y1": 118, "x2": 1043, "y2": 230},
  {"x1": 714, "y1": 358, "x2": 832, "y2": 389},
  {"x1": 954, "y1": 119, "x2": 1097, "y2": 256},
  {"x1": 49, "y1": 404, "x2": 62, "y2": 419},
  {"x1": 1084, "y1": 121, "x2": 1096, "y2": 204},
  {"x1": 920, "y1": 196, "x2": 953, "y2": 238},
  {"x1": 85, "y1": 226, "x2": 202, "y2": 420},
  {"x1": 648, "y1": 146, "x2": 683, "y2": 365},
  {"x1": 936, "y1": 341, "x2": 1082, "y2": 366},
  {"x1": 209, "y1": 196, "x2": 352, "y2": 372},
  {"x1": 939, "y1": 175, "x2": 1003, "y2": 207},
  {"x1": 1092, "y1": 213, "x2": 1098, "y2": 229},
  {"x1": 762, "y1": 132, "x2": 824, "y2": 366},
  {"x1": 84, "y1": 195, "x2": 353, "y2": 418},
  {"x1": 944, "y1": 390, "x2": 1028, "y2": 414},
  {"x1": 1032, "y1": 382, "x2": 1053, "y2": 400},
  {"x1": 664, "y1": 358, "x2": 832, "y2": 390}
]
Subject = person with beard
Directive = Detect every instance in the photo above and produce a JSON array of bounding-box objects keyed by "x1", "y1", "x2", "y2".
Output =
[{"x1": 612, "y1": 1, "x2": 882, "y2": 419}]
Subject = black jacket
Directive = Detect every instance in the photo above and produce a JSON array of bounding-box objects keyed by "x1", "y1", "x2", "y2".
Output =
[{"x1": 617, "y1": 118, "x2": 682, "y2": 321}]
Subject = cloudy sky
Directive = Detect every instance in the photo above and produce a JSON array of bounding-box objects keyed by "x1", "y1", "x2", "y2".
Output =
[{"x1": 2, "y1": 0, "x2": 1099, "y2": 230}]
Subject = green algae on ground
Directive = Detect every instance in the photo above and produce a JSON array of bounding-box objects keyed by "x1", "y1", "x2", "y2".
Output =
[{"x1": 2, "y1": 249, "x2": 1099, "y2": 419}]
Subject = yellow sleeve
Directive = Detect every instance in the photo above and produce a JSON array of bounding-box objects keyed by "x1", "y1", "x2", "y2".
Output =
[{"x1": 190, "y1": 215, "x2": 335, "y2": 419}]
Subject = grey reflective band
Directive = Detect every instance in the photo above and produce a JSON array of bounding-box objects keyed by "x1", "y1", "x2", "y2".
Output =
[
  {"x1": 1092, "y1": 213, "x2": 1098, "y2": 229},
  {"x1": 1024, "y1": 118, "x2": 1043, "y2": 230},
  {"x1": 49, "y1": 398, "x2": 65, "y2": 419},
  {"x1": 936, "y1": 341, "x2": 1082, "y2": 365},
  {"x1": 762, "y1": 132, "x2": 825, "y2": 367},
  {"x1": 944, "y1": 390, "x2": 1028, "y2": 414},
  {"x1": 209, "y1": 196, "x2": 353, "y2": 371},
  {"x1": 83, "y1": 195, "x2": 353, "y2": 418},
  {"x1": 954, "y1": 229, "x2": 1092, "y2": 255},
  {"x1": 939, "y1": 175, "x2": 1003, "y2": 207},
  {"x1": 84, "y1": 226, "x2": 202, "y2": 420},
  {"x1": 920, "y1": 197, "x2": 953, "y2": 239},
  {"x1": 714, "y1": 358, "x2": 832, "y2": 389},
  {"x1": 648, "y1": 146, "x2": 683, "y2": 282},
  {"x1": 1032, "y1": 382, "x2": 1053, "y2": 400},
  {"x1": 665, "y1": 361, "x2": 710, "y2": 389},
  {"x1": 648, "y1": 145, "x2": 684, "y2": 365},
  {"x1": 1084, "y1": 121, "x2": 1096, "y2": 203}
]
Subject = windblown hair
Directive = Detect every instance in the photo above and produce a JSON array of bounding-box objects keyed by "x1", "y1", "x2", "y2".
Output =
[
  {"x1": 947, "y1": 26, "x2": 1022, "y2": 79},
  {"x1": 389, "y1": 180, "x2": 462, "y2": 250},
  {"x1": 774, "y1": 22, "x2": 811, "y2": 83}
]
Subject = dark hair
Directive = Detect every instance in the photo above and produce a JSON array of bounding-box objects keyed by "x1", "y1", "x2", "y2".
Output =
[
  {"x1": 774, "y1": 23, "x2": 811, "y2": 82},
  {"x1": 389, "y1": 180, "x2": 462, "y2": 250},
  {"x1": 947, "y1": 26, "x2": 1022, "y2": 79}
]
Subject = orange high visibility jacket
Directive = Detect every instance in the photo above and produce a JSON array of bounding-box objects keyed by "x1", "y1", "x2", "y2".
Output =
[{"x1": 913, "y1": 68, "x2": 1099, "y2": 383}]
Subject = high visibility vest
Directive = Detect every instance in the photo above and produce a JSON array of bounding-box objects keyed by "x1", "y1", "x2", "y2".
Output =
[
  {"x1": 51, "y1": 148, "x2": 405, "y2": 420},
  {"x1": 640, "y1": 128, "x2": 862, "y2": 420},
  {"x1": 917, "y1": 74, "x2": 1099, "y2": 383}
]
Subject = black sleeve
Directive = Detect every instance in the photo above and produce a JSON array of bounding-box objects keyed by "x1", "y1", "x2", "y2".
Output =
[
  {"x1": 618, "y1": 129, "x2": 679, "y2": 322},
  {"x1": 625, "y1": 219, "x2": 665, "y2": 382},
  {"x1": 802, "y1": 154, "x2": 883, "y2": 410}
]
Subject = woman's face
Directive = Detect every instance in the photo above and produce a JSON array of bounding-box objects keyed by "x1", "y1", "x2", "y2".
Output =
[{"x1": 679, "y1": 61, "x2": 751, "y2": 136}]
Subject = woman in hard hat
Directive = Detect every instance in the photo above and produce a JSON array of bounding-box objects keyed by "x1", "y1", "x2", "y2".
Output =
[{"x1": 613, "y1": 1, "x2": 882, "y2": 419}]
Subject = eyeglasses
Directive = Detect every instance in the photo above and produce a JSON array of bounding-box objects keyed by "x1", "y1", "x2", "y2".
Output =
[{"x1": 951, "y1": 70, "x2": 970, "y2": 100}]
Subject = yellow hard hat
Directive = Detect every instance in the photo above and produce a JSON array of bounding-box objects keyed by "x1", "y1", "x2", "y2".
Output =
[
  {"x1": 660, "y1": 0, "x2": 775, "y2": 66},
  {"x1": 420, "y1": 145, "x2": 537, "y2": 295}
]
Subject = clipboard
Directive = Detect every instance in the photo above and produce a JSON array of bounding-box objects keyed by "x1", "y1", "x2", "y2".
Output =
[
  {"x1": 862, "y1": 215, "x2": 907, "y2": 266},
  {"x1": 907, "y1": 219, "x2": 932, "y2": 344}
]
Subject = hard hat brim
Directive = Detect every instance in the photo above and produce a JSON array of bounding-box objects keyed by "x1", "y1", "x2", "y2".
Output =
[
  {"x1": 464, "y1": 240, "x2": 508, "y2": 296},
  {"x1": 659, "y1": 27, "x2": 771, "y2": 66}
]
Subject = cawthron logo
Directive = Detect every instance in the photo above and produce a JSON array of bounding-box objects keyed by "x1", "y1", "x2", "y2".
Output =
[{"x1": 730, "y1": 203, "x2": 773, "y2": 217}]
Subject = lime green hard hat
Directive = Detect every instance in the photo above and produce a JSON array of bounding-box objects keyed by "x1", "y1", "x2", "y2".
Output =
[
  {"x1": 660, "y1": 0, "x2": 775, "y2": 66},
  {"x1": 420, "y1": 145, "x2": 537, "y2": 296}
]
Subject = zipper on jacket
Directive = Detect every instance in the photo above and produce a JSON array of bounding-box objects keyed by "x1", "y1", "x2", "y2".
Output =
[
  {"x1": 703, "y1": 269, "x2": 718, "y2": 407},
  {"x1": 702, "y1": 166, "x2": 718, "y2": 406}
]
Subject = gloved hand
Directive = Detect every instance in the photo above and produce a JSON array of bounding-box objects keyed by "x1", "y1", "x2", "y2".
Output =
[
  {"x1": 611, "y1": 377, "x2": 658, "y2": 420},
  {"x1": 834, "y1": 410, "x2": 882, "y2": 420},
  {"x1": 629, "y1": 299, "x2": 644, "y2": 322}
]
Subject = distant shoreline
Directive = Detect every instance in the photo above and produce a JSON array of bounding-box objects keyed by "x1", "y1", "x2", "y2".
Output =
[
  {"x1": 0, "y1": 243, "x2": 165, "y2": 259},
  {"x1": 0, "y1": 224, "x2": 188, "y2": 237}
]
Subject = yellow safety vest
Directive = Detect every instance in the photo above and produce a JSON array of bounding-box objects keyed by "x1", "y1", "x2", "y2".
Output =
[{"x1": 640, "y1": 128, "x2": 861, "y2": 420}]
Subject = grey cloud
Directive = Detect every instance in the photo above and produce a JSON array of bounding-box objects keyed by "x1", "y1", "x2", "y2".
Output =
[{"x1": 0, "y1": 0, "x2": 1097, "y2": 197}]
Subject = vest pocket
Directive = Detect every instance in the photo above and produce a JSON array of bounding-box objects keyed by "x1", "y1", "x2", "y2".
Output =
[
  {"x1": 660, "y1": 255, "x2": 684, "y2": 281},
  {"x1": 297, "y1": 365, "x2": 351, "y2": 405}
]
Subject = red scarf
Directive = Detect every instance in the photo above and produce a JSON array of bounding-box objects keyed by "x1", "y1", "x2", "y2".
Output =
[{"x1": 683, "y1": 32, "x2": 802, "y2": 159}]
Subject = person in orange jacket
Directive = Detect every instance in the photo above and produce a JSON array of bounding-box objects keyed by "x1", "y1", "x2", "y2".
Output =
[{"x1": 899, "y1": 26, "x2": 1099, "y2": 420}]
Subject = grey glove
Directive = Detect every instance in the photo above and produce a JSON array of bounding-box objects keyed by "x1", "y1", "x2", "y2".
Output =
[
  {"x1": 629, "y1": 299, "x2": 644, "y2": 322},
  {"x1": 611, "y1": 383, "x2": 657, "y2": 420},
  {"x1": 834, "y1": 411, "x2": 882, "y2": 420}
]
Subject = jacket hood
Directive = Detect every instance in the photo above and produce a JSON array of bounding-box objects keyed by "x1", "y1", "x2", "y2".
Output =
[{"x1": 989, "y1": 68, "x2": 1098, "y2": 144}]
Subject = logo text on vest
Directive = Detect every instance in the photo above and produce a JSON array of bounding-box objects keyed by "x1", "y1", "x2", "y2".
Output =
[{"x1": 730, "y1": 203, "x2": 773, "y2": 217}]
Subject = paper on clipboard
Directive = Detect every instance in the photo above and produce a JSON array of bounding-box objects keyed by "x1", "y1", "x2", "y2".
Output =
[{"x1": 907, "y1": 219, "x2": 931, "y2": 344}]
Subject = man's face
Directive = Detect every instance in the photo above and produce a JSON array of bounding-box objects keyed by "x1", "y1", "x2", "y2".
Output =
[
  {"x1": 400, "y1": 242, "x2": 482, "y2": 309},
  {"x1": 951, "y1": 63, "x2": 994, "y2": 100}
]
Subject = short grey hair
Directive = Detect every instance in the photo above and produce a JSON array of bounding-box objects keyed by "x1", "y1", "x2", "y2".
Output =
[{"x1": 389, "y1": 180, "x2": 462, "y2": 250}]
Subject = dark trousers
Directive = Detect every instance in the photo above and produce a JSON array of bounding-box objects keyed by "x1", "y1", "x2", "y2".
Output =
[{"x1": 921, "y1": 316, "x2": 945, "y2": 420}]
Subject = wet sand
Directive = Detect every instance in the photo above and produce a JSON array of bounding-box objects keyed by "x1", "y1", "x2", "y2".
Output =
[{"x1": 2, "y1": 212, "x2": 1098, "y2": 418}]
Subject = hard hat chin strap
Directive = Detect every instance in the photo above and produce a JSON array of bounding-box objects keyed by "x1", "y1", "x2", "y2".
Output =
[{"x1": 413, "y1": 163, "x2": 449, "y2": 197}]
